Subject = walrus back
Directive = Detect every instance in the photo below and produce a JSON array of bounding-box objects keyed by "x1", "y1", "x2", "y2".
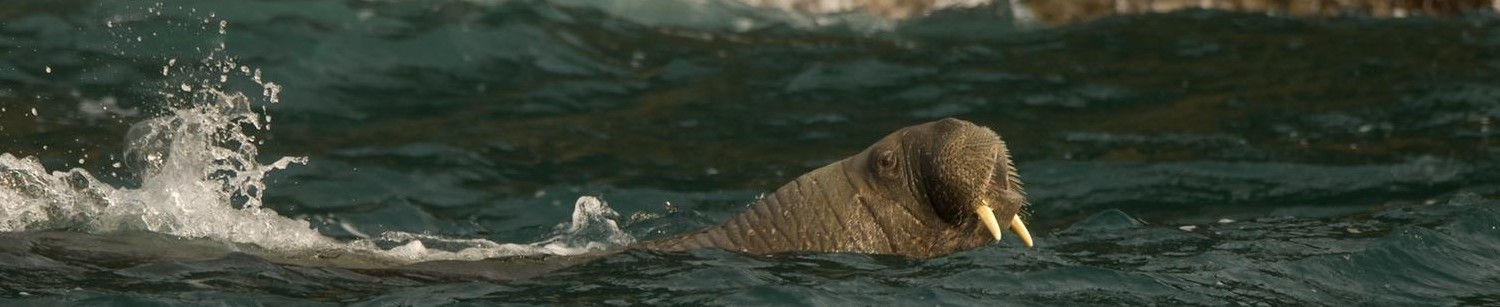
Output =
[{"x1": 637, "y1": 159, "x2": 895, "y2": 255}]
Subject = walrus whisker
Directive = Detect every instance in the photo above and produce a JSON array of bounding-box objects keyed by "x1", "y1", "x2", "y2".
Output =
[{"x1": 959, "y1": 140, "x2": 1002, "y2": 152}]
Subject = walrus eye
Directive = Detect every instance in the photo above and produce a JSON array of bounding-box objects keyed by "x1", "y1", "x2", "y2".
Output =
[{"x1": 878, "y1": 150, "x2": 897, "y2": 171}]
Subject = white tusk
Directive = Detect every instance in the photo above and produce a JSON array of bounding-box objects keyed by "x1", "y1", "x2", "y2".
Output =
[
  {"x1": 1011, "y1": 214, "x2": 1034, "y2": 248},
  {"x1": 976, "y1": 204, "x2": 1004, "y2": 242}
]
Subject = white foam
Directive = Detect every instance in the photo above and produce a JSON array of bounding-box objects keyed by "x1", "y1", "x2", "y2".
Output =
[
  {"x1": 356, "y1": 196, "x2": 635, "y2": 261},
  {"x1": 0, "y1": 92, "x2": 634, "y2": 262},
  {"x1": 0, "y1": 15, "x2": 634, "y2": 263}
]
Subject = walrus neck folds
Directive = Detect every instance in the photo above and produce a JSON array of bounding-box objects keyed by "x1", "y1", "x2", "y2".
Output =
[{"x1": 639, "y1": 118, "x2": 1033, "y2": 258}]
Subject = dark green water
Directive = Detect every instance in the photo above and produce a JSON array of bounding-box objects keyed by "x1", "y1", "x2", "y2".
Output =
[{"x1": 2, "y1": 0, "x2": 1499, "y2": 305}]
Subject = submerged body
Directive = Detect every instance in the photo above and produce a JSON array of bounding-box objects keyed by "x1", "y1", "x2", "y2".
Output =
[{"x1": 641, "y1": 118, "x2": 1033, "y2": 258}]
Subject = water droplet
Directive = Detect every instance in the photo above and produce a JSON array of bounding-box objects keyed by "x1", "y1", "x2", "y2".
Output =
[{"x1": 261, "y1": 82, "x2": 281, "y2": 103}]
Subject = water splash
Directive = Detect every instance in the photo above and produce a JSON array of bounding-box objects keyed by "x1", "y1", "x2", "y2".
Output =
[
  {"x1": 368, "y1": 197, "x2": 636, "y2": 261},
  {"x1": 0, "y1": 9, "x2": 634, "y2": 262},
  {"x1": 0, "y1": 89, "x2": 330, "y2": 251},
  {"x1": 0, "y1": 87, "x2": 633, "y2": 262}
]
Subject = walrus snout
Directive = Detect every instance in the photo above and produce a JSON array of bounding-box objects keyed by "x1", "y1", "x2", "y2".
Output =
[{"x1": 924, "y1": 118, "x2": 1033, "y2": 247}]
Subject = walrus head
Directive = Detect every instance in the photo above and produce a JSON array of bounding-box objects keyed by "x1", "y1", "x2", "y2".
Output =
[
  {"x1": 856, "y1": 117, "x2": 1034, "y2": 250},
  {"x1": 642, "y1": 118, "x2": 1033, "y2": 258}
]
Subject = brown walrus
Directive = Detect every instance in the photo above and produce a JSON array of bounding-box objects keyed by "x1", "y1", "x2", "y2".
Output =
[
  {"x1": 639, "y1": 117, "x2": 1033, "y2": 258},
  {"x1": 0, "y1": 118, "x2": 1034, "y2": 283}
]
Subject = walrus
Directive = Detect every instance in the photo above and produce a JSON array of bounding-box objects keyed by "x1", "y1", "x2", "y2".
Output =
[
  {"x1": 638, "y1": 117, "x2": 1034, "y2": 258},
  {"x1": 0, "y1": 118, "x2": 1033, "y2": 285}
]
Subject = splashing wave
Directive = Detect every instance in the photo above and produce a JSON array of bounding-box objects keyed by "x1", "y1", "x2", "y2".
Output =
[{"x1": 0, "y1": 67, "x2": 634, "y2": 264}]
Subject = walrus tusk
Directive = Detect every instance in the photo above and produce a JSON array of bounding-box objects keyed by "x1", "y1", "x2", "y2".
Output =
[
  {"x1": 1010, "y1": 215, "x2": 1034, "y2": 248},
  {"x1": 977, "y1": 204, "x2": 1004, "y2": 241}
]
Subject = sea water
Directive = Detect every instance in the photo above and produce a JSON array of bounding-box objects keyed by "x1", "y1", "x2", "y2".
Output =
[{"x1": 0, "y1": 0, "x2": 1498, "y2": 305}]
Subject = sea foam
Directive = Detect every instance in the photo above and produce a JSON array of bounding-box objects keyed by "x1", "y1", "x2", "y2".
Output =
[{"x1": 0, "y1": 16, "x2": 632, "y2": 263}]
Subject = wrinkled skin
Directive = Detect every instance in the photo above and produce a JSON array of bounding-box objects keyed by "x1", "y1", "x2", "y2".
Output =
[{"x1": 639, "y1": 118, "x2": 1029, "y2": 259}]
